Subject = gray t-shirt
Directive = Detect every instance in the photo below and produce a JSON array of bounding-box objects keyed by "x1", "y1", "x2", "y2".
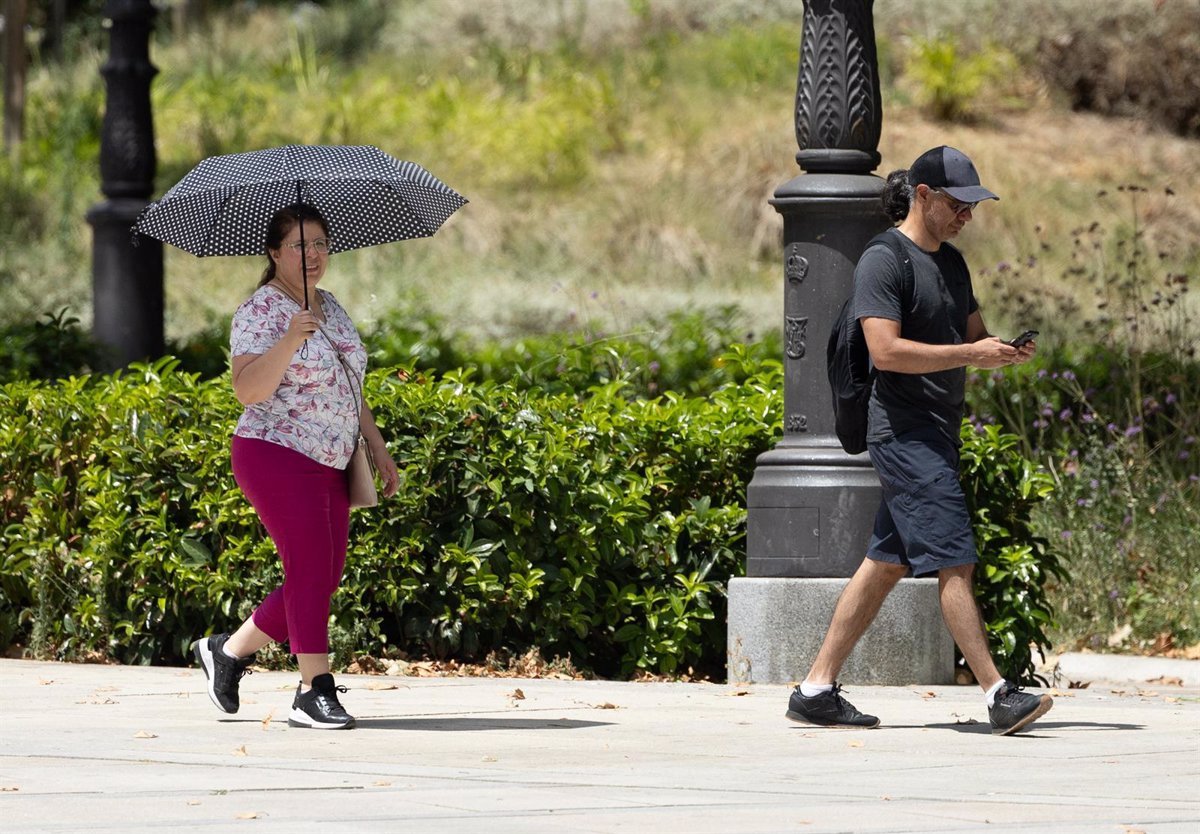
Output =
[{"x1": 853, "y1": 228, "x2": 978, "y2": 447}]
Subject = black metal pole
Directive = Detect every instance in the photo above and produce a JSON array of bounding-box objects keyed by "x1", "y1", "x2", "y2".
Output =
[
  {"x1": 87, "y1": 0, "x2": 163, "y2": 370},
  {"x1": 747, "y1": 0, "x2": 888, "y2": 578}
]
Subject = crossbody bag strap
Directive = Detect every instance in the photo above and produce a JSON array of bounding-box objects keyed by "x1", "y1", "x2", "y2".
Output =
[{"x1": 316, "y1": 323, "x2": 374, "y2": 467}]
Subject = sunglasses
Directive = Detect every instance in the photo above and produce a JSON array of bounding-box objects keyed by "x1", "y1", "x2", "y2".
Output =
[{"x1": 930, "y1": 189, "x2": 979, "y2": 216}]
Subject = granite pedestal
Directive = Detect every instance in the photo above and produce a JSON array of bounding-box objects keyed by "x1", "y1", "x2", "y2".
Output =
[{"x1": 727, "y1": 576, "x2": 955, "y2": 685}]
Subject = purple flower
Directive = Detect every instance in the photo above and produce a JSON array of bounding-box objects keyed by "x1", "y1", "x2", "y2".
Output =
[
  {"x1": 1081, "y1": 412, "x2": 1095, "y2": 423},
  {"x1": 1076, "y1": 498, "x2": 1089, "y2": 506},
  {"x1": 1123, "y1": 514, "x2": 1132, "y2": 526},
  {"x1": 1109, "y1": 589, "x2": 1120, "y2": 600},
  {"x1": 1060, "y1": 530, "x2": 1073, "y2": 540},
  {"x1": 1042, "y1": 406, "x2": 1054, "y2": 417},
  {"x1": 1059, "y1": 408, "x2": 1072, "y2": 421},
  {"x1": 1062, "y1": 370, "x2": 1076, "y2": 381},
  {"x1": 1034, "y1": 418, "x2": 1049, "y2": 429},
  {"x1": 1124, "y1": 426, "x2": 1142, "y2": 437},
  {"x1": 1037, "y1": 369, "x2": 1048, "y2": 379},
  {"x1": 1089, "y1": 479, "x2": 1099, "y2": 489},
  {"x1": 1180, "y1": 451, "x2": 1191, "y2": 461},
  {"x1": 1165, "y1": 392, "x2": 1177, "y2": 405},
  {"x1": 1107, "y1": 423, "x2": 1119, "y2": 432},
  {"x1": 648, "y1": 361, "x2": 660, "y2": 374},
  {"x1": 1185, "y1": 436, "x2": 1196, "y2": 446}
]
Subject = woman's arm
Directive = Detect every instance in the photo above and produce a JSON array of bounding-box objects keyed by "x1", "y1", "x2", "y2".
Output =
[
  {"x1": 231, "y1": 310, "x2": 318, "y2": 404},
  {"x1": 360, "y1": 402, "x2": 400, "y2": 498}
]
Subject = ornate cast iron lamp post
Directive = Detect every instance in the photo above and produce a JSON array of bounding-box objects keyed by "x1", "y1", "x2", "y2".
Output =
[
  {"x1": 728, "y1": 0, "x2": 954, "y2": 685},
  {"x1": 87, "y1": 0, "x2": 164, "y2": 369}
]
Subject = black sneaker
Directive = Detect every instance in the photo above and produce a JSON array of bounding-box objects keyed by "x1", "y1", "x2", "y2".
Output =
[
  {"x1": 192, "y1": 633, "x2": 255, "y2": 714},
  {"x1": 989, "y1": 681, "x2": 1053, "y2": 735},
  {"x1": 785, "y1": 683, "x2": 880, "y2": 729},
  {"x1": 288, "y1": 673, "x2": 356, "y2": 730}
]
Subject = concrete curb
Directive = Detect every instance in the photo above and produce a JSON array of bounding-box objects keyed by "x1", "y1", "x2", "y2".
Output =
[{"x1": 1050, "y1": 651, "x2": 1200, "y2": 687}]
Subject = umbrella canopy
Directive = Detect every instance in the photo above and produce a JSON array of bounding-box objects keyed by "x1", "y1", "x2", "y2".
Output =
[{"x1": 131, "y1": 144, "x2": 467, "y2": 257}]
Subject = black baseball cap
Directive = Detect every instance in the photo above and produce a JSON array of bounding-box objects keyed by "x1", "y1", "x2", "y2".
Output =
[{"x1": 908, "y1": 146, "x2": 999, "y2": 204}]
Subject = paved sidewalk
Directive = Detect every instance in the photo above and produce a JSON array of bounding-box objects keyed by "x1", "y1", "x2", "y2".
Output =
[{"x1": 1, "y1": 658, "x2": 1197, "y2": 833}]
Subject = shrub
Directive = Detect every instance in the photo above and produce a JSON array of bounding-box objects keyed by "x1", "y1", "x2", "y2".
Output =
[
  {"x1": 1, "y1": 347, "x2": 1056, "y2": 680},
  {"x1": 904, "y1": 34, "x2": 1019, "y2": 123},
  {"x1": 0, "y1": 309, "x2": 100, "y2": 382},
  {"x1": 0, "y1": 350, "x2": 782, "y2": 677},
  {"x1": 959, "y1": 422, "x2": 1061, "y2": 683},
  {"x1": 1035, "y1": 3, "x2": 1200, "y2": 138}
]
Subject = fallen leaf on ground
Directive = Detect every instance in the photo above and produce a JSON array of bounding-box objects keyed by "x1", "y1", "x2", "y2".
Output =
[
  {"x1": 594, "y1": 702, "x2": 618, "y2": 710},
  {"x1": 232, "y1": 745, "x2": 248, "y2": 757},
  {"x1": 37, "y1": 679, "x2": 54, "y2": 686},
  {"x1": 1135, "y1": 689, "x2": 1159, "y2": 698},
  {"x1": 1067, "y1": 680, "x2": 1090, "y2": 689},
  {"x1": 1121, "y1": 826, "x2": 1147, "y2": 834},
  {"x1": 0, "y1": 786, "x2": 18, "y2": 792},
  {"x1": 235, "y1": 812, "x2": 263, "y2": 820},
  {"x1": 133, "y1": 730, "x2": 158, "y2": 739},
  {"x1": 186, "y1": 800, "x2": 201, "y2": 806},
  {"x1": 1164, "y1": 696, "x2": 1181, "y2": 704},
  {"x1": 729, "y1": 689, "x2": 751, "y2": 697},
  {"x1": 481, "y1": 756, "x2": 497, "y2": 762},
  {"x1": 260, "y1": 709, "x2": 275, "y2": 730},
  {"x1": 1047, "y1": 689, "x2": 1074, "y2": 697},
  {"x1": 920, "y1": 691, "x2": 937, "y2": 700},
  {"x1": 373, "y1": 780, "x2": 392, "y2": 787},
  {"x1": 509, "y1": 688, "x2": 525, "y2": 700},
  {"x1": 1146, "y1": 676, "x2": 1183, "y2": 686},
  {"x1": 365, "y1": 682, "x2": 399, "y2": 691},
  {"x1": 848, "y1": 739, "x2": 864, "y2": 748}
]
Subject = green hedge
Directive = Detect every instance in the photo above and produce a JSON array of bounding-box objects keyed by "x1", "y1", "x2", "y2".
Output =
[{"x1": 1, "y1": 351, "x2": 1056, "y2": 681}]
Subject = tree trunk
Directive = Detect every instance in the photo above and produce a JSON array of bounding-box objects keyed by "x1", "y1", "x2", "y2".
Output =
[{"x1": 3, "y1": 0, "x2": 27, "y2": 156}]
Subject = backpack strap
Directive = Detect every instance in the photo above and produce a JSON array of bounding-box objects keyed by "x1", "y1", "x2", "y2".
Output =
[{"x1": 862, "y1": 229, "x2": 915, "y2": 314}]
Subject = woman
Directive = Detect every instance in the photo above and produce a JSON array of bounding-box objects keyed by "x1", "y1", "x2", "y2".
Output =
[{"x1": 192, "y1": 203, "x2": 400, "y2": 730}]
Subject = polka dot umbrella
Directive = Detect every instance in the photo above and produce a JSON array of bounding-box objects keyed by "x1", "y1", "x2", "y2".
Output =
[{"x1": 131, "y1": 144, "x2": 467, "y2": 304}]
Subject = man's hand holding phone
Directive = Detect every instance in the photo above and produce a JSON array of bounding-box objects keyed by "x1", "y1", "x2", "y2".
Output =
[{"x1": 1006, "y1": 330, "x2": 1039, "y2": 348}]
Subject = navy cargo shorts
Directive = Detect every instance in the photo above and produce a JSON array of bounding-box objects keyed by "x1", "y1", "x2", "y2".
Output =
[{"x1": 866, "y1": 426, "x2": 978, "y2": 578}]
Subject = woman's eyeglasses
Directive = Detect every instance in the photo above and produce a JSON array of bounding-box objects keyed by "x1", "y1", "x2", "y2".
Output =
[{"x1": 284, "y1": 238, "x2": 330, "y2": 254}]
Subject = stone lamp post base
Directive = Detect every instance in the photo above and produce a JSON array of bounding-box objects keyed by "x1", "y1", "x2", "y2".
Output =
[{"x1": 726, "y1": 577, "x2": 955, "y2": 685}]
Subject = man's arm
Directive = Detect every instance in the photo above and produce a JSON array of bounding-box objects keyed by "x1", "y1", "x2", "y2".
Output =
[{"x1": 862, "y1": 314, "x2": 1021, "y2": 373}]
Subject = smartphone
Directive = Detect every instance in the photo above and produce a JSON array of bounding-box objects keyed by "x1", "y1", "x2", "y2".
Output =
[{"x1": 1006, "y1": 330, "x2": 1039, "y2": 348}]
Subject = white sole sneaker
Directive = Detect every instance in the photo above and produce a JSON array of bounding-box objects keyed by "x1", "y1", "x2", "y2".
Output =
[
  {"x1": 287, "y1": 707, "x2": 356, "y2": 730},
  {"x1": 191, "y1": 638, "x2": 233, "y2": 714}
]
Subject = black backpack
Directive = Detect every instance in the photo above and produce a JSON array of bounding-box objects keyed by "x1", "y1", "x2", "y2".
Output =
[{"x1": 826, "y1": 230, "x2": 914, "y2": 455}]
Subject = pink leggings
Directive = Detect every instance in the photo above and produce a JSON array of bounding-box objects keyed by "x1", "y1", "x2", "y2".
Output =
[{"x1": 231, "y1": 436, "x2": 350, "y2": 654}]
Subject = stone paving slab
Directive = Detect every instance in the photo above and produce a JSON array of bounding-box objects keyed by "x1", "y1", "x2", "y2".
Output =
[{"x1": 1, "y1": 658, "x2": 1197, "y2": 833}]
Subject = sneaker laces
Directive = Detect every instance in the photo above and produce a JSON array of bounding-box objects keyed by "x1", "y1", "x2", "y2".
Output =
[
  {"x1": 828, "y1": 683, "x2": 863, "y2": 716},
  {"x1": 213, "y1": 654, "x2": 254, "y2": 691},
  {"x1": 995, "y1": 681, "x2": 1024, "y2": 703}
]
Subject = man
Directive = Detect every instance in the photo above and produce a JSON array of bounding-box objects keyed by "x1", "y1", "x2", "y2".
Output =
[{"x1": 785, "y1": 146, "x2": 1053, "y2": 736}]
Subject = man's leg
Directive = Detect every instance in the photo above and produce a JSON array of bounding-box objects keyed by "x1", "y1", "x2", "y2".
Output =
[
  {"x1": 785, "y1": 557, "x2": 906, "y2": 728},
  {"x1": 937, "y1": 564, "x2": 1001, "y2": 692},
  {"x1": 807, "y1": 557, "x2": 909, "y2": 684},
  {"x1": 938, "y1": 563, "x2": 1054, "y2": 734}
]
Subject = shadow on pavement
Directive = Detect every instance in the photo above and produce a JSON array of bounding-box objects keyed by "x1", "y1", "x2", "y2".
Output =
[
  {"x1": 913, "y1": 720, "x2": 1147, "y2": 734},
  {"x1": 352, "y1": 717, "x2": 615, "y2": 731}
]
